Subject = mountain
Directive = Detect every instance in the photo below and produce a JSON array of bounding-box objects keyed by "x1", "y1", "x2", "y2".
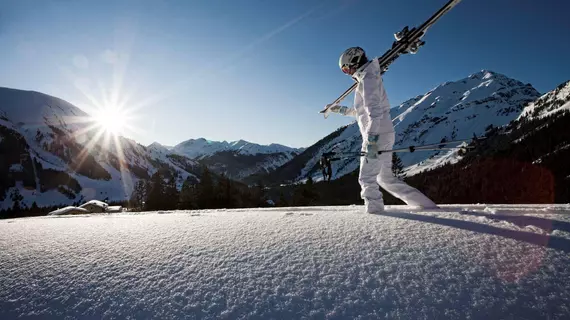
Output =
[
  {"x1": 253, "y1": 70, "x2": 541, "y2": 185},
  {"x1": 0, "y1": 87, "x2": 202, "y2": 210},
  {"x1": 172, "y1": 138, "x2": 301, "y2": 159},
  {"x1": 405, "y1": 79, "x2": 570, "y2": 176},
  {"x1": 198, "y1": 150, "x2": 301, "y2": 181},
  {"x1": 406, "y1": 79, "x2": 570, "y2": 203},
  {"x1": 171, "y1": 138, "x2": 303, "y2": 181}
]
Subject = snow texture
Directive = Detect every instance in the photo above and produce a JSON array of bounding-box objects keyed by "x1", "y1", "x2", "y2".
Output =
[
  {"x1": 47, "y1": 206, "x2": 89, "y2": 216},
  {"x1": 1, "y1": 204, "x2": 569, "y2": 319},
  {"x1": 78, "y1": 199, "x2": 109, "y2": 210}
]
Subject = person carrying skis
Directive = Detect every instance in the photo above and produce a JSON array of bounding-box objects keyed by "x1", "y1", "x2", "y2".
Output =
[{"x1": 326, "y1": 47, "x2": 437, "y2": 213}]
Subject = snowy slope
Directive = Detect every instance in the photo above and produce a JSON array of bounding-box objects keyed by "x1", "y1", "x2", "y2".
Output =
[
  {"x1": 518, "y1": 80, "x2": 570, "y2": 120},
  {"x1": 0, "y1": 87, "x2": 200, "y2": 209},
  {"x1": 264, "y1": 70, "x2": 540, "y2": 183},
  {"x1": 1, "y1": 205, "x2": 569, "y2": 319}
]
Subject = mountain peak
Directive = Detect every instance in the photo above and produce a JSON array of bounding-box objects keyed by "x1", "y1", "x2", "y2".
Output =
[{"x1": 231, "y1": 139, "x2": 249, "y2": 147}]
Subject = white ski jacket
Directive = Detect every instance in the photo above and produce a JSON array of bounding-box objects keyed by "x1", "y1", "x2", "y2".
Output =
[{"x1": 344, "y1": 59, "x2": 394, "y2": 140}]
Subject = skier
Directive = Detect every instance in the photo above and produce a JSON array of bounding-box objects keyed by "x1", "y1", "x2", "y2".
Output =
[
  {"x1": 326, "y1": 47, "x2": 437, "y2": 213},
  {"x1": 320, "y1": 155, "x2": 332, "y2": 182}
]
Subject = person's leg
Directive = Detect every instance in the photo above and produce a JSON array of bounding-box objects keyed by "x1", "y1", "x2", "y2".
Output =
[
  {"x1": 376, "y1": 132, "x2": 437, "y2": 208},
  {"x1": 358, "y1": 156, "x2": 384, "y2": 213}
]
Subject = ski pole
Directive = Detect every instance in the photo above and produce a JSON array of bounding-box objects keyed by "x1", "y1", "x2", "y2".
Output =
[
  {"x1": 324, "y1": 145, "x2": 472, "y2": 162},
  {"x1": 322, "y1": 134, "x2": 482, "y2": 160}
]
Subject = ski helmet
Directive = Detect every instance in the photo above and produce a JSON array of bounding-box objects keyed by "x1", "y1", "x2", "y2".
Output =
[{"x1": 339, "y1": 47, "x2": 368, "y2": 74}]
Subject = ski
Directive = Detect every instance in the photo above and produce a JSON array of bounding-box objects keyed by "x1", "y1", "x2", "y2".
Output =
[{"x1": 321, "y1": 0, "x2": 463, "y2": 118}]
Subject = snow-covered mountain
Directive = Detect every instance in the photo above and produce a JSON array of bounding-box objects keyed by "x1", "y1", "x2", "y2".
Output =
[
  {"x1": 0, "y1": 87, "x2": 201, "y2": 209},
  {"x1": 258, "y1": 70, "x2": 541, "y2": 184},
  {"x1": 172, "y1": 138, "x2": 301, "y2": 159},
  {"x1": 391, "y1": 70, "x2": 539, "y2": 165},
  {"x1": 405, "y1": 79, "x2": 570, "y2": 203},
  {"x1": 171, "y1": 138, "x2": 303, "y2": 181},
  {"x1": 406, "y1": 79, "x2": 570, "y2": 177}
]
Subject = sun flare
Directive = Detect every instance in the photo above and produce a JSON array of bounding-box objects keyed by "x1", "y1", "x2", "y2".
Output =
[{"x1": 93, "y1": 106, "x2": 127, "y2": 135}]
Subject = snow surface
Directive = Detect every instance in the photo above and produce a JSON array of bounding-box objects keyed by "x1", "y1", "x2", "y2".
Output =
[
  {"x1": 79, "y1": 200, "x2": 109, "y2": 210},
  {"x1": 47, "y1": 206, "x2": 89, "y2": 216},
  {"x1": 1, "y1": 204, "x2": 569, "y2": 319}
]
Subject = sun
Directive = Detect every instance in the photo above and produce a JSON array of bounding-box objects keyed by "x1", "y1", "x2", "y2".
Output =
[{"x1": 93, "y1": 106, "x2": 127, "y2": 135}]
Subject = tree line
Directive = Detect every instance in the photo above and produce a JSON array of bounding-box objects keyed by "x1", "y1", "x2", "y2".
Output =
[{"x1": 128, "y1": 166, "x2": 321, "y2": 211}]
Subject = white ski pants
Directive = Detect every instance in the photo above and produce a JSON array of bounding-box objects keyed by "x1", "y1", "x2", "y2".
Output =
[{"x1": 358, "y1": 131, "x2": 437, "y2": 213}]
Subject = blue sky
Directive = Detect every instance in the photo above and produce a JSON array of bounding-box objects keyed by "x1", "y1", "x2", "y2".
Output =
[{"x1": 1, "y1": 0, "x2": 569, "y2": 148}]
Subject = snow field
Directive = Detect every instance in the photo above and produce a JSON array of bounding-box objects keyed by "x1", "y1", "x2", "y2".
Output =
[{"x1": 1, "y1": 205, "x2": 569, "y2": 319}]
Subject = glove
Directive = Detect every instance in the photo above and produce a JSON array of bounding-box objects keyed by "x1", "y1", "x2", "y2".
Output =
[
  {"x1": 365, "y1": 134, "x2": 380, "y2": 159},
  {"x1": 327, "y1": 104, "x2": 350, "y2": 115}
]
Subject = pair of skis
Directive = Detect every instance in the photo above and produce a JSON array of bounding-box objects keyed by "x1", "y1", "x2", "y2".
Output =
[{"x1": 320, "y1": 0, "x2": 464, "y2": 118}]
